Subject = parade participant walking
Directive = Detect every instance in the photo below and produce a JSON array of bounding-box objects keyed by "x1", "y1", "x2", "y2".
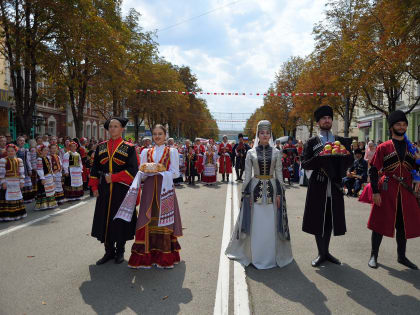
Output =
[
  {"x1": 185, "y1": 146, "x2": 197, "y2": 185},
  {"x1": 219, "y1": 135, "x2": 232, "y2": 182},
  {"x1": 342, "y1": 148, "x2": 368, "y2": 197},
  {"x1": 89, "y1": 117, "x2": 139, "y2": 265},
  {"x1": 49, "y1": 144, "x2": 65, "y2": 204},
  {"x1": 0, "y1": 144, "x2": 26, "y2": 221},
  {"x1": 120, "y1": 124, "x2": 182, "y2": 269},
  {"x1": 367, "y1": 110, "x2": 420, "y2": 270},
  {"x1": 232, "y1": 133, "x2": 250, "y2": 182},
  {"x1": 194, "y1": 138, "x2": 205, "y2": 181},
  {"x1": 34, "y1": 145, "x2": 58, "y2": 210},
  {"x1": 301, "y1": 105, "x2": 353, "y2": 267},
  {"x1": 202, "y1": 144, "x2": 218, "y2": 185},
  {"x1": 226, "y1": 120, "x2": 292, "y2": 269},
  {"x1": 63, "y1": 141, "x2": 84, "y2": 201},
  {"x1": 16, "y1": 136, "x2": 35, "y2": 203}
]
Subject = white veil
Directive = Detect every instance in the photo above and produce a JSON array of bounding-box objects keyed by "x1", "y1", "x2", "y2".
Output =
[{"x1": 253, "y1": 120, "x2": 275, "y2": 148}]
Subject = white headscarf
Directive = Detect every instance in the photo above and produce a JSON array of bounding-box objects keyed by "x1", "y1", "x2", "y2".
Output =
[{"x1": 253, "y1": 120, "x2": 275, "y2": 148}]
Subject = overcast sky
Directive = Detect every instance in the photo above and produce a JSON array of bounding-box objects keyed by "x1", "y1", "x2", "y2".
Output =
[{"x1": 122, "y1": 0, "x2": 327, "y2": 130}]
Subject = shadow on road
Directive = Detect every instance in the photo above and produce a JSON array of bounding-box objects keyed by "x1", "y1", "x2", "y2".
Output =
[
  {"x1": 316, "y1": 264, "x2": 420, "y2": 315},
  {"x1": 246, "y1": 261, "x2": 331, "y2": 315},
  {"x1": 79, "y1": 261, "x2": 192, "y2": 314},
  {"x1": 381, "y1": 264, "x2": 420, "y2": 290}
]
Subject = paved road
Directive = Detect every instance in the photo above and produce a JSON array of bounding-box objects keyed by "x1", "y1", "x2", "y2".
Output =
[{"x1": 0, "y1": 176, "x2": 419, "y2": 315}]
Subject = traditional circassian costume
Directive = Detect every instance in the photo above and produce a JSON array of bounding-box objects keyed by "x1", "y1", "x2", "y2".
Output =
[
  {"x1": 219, "y1": 138, "x2": 232, "y2": 182},
  {"x1": 185, "y1": 150, "x2": 197, "y2": 185},
  {"x1": 77, "y1": 138, "x2": 89, "y2": 191},
  {"x1": 0, "y1": 145, "x2": 27, "y2": 221},
  {"x1": 202, "y1": 147, "x2": 218, "y2": 185},
  {"x1": 50, "y1": 152, "x2": 65, "y2": 204},
  {"x1": 282, "y1": 153, "x2": 293, "y2": 185},
  {"x1": 63, "y1": 145, "x2": 84, "y2": 201},
  {"x1": 301, "y1": 105, "x2": 353, "y2": 267},
  {"x1": 35, "y1": 150, "x2": 58, "y2": 210},
  {"x1": 16, "y1": 146, "x2": 35, "y2": 203},
  {"x1": 194, "y1": 141, "x2": 205, "y2": 181},
  {"x1": 89, "y1": 117, "x2": 139, "y2": 265},
  {"x1": 232, "y1": 134, "x2": 251, "y2": 181},
  {"x1": 283, "y1": 139, "x2": 299, "y2": 182},
  {"x1": 119, "y1": 143, "x2": 182, "y2": 269},
  {"x1": 367, "y1": 110, "x2": 420, "y2": 270}
]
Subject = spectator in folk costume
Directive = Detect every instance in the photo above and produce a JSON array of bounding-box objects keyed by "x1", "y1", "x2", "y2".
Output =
[
  {"x1": 89, "y1": 117, "x2": 138, "y2": 265},
  {"x1": 0, "y1": 135, "x2": 7, "y2": 158},
  {"x1": 232, "y1": 133, "x2": 250, "y2": 182},
  {"x1": 342, "y1": 148, "x2": 368, "y2": 197},
  {"x1": 16, "y1": 136, "x2": 35, "y2": 203},
  {"x1": 218, "y1": 135, "x2": 232, "y2": 182},
  {"x1": 0, "y1": 144, "x2": 26, "y2": 221},
  {"x1": 29, "y1": 139, "x2": 38, "y2": 195},
  {"x1": 63, "y1": 141, "x2": 84, "y2": 201},
  {"x1": 35, "y1": 145, "x2": 58, "y2": 210},
  {"x1": 282, "y1": 151, "x2": 292, "y2": 185},
  {"x1": 367, "y1": 110, "x2": 420, "y2": 270},
  {"x1": 202, "y1": 144, "x2": 218, "y2": 186},
  {"x1": 283, "y1": 136, "x2": 299, "y2": 182},
  {"x1": 194, "y1": 138, "x2": 205, "y2": 181},
  {"x1": 49, "y1": 143, "x2": 65, "y2": 204},
  {"x1": 185, "y1": 146, "x2": 197, "y2": 185}
]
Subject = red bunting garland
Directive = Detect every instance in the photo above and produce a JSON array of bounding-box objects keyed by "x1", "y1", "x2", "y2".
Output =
[{"x1": 135, "y1": 89, "x2": 342, "y2": 97}]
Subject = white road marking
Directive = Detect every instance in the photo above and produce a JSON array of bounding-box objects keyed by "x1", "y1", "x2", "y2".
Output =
[
  {"x1": 232, "y1": 177, "x2": 250, "y2": 315},
  {"x1": 214, "y1": 176, "x2": 232, "y2": 315},
  {"x1": 0, "y1": 201, "x2": 88, "y2": 238}
]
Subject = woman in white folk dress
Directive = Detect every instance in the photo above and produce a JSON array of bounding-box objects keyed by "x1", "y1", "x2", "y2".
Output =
[{"x1": 225, "y1": 120, "x2": 293, "y2": 269}]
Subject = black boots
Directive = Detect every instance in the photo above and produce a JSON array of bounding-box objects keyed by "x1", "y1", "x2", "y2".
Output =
[
  {"x1": 396, "y1": 231, "x2": 418, "y2": 270},
  {"x1": 311, "y1": 231, "x2": 341, "y2": 267},
  {"x1": 96, "y1": 241, "x2": 125, "y2": 265},
  {"x1": 368, "y1": 232, "x2": 383, "y2": 269},
  {"x1": 222, "y1": 174, "x2": 225, "y2": 182}
]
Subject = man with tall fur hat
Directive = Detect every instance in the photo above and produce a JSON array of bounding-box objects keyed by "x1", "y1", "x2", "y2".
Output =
[
  {"x1": 89, "y1": 117, "x2": 139, "y2": 265},
  {"x1": 367, "y1": 110, "x2": 420, "y2": 269},
  {"x1": 301, "y1": 105, "x2": 353, "y2": 267},
  {"x1": 232, "y1": 133, "x2": 250, "y2": 181}
]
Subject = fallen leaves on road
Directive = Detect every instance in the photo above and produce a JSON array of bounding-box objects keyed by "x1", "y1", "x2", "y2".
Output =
[
  {"x1": 27, "y1": 256, "x2": 35, "y2": 258},
  {"x1": 41, "y1": 301, "x2": 47, "y2": 305},
  {"x1": 162, "y1": 296, "x2": 169, "y2": 300},
  {"x1": 203, "y1": 235, "x2": 210, "y2": 238}
]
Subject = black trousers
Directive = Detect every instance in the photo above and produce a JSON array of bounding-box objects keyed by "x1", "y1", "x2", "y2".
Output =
[
  {"x1": 371, "y1": 194, "x2": 406, "y2": 257},
  {"x1": 105, "y1": 240, "x2": 126, "y2": 255},
  {"x1": 315, "y1": 198, "x2": 333, "y2": 255}
]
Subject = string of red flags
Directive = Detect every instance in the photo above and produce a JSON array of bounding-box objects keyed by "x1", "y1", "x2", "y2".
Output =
[{"x1": 135, "y1": 89, "x2": 342, "y2": 97}]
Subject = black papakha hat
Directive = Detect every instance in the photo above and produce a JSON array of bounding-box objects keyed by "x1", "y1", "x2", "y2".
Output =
[
  {"x1": 388, "y1": 110, "x2": 408, "y2": 127},
  {"x1": 314, "y1": 105, "x2": 334, "y2": 122},
  {"x1": 354, "y1": 148, "x2": 363, "y2": 155},
  {"x1": 104, "y1": 117, "x2": 129, "y2": 130},
  {"x1": 238, "y1": 133, "x2": 244, "y2": 138}
]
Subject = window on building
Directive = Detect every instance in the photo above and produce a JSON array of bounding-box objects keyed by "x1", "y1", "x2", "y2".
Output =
[
  {"x1": 376, "y1": 120, "x2": 383, "y2": 142},
  {"x1": 86, "y1": 123, "x2": 91, "y2": 139},
  {"x1": 48, "y1": 120, "x2": 56, "y2": 135},
  {"x1": 92, "y1": 124, "x2": 97, "y2": 139},
  {"x1": 376, "y1": 91, "x2": 383, "y2": 105}
]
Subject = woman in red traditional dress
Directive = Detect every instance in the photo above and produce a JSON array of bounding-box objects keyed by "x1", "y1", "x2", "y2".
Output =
[{"x1": 128, "y1": 124, "x2": 183, "y2": 269}]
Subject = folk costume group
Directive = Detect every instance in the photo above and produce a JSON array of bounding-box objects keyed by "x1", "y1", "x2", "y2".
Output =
[{"x1": 89, "y1": 106, "x2": 419, "y2": 274}]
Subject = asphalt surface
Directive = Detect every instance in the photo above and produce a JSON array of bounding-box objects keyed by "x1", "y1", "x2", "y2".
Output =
[{"x1": 0, "y1": 179, "x2": 419, "y2": 315}]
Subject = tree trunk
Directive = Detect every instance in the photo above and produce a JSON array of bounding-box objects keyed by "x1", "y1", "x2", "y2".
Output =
[
  {"x1": 309, "y1": 118, "x2": 314, "y2": 137},
  {"x1": 344, "y1": 95, "x2": 350, "y2": 137},
  {"x1": 134, "y1": 114, "x2": 139, "y2": 141}
]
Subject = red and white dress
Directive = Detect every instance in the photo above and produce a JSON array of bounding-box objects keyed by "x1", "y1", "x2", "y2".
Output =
[
  {"x1": 218, "y1": 142, "x2": 232, "y2": 174},
  {"x1": 202, "y1": 151, "x2": 218, "y2": 184}
]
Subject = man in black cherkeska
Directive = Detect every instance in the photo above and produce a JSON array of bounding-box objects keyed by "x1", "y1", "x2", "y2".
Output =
[
  {"x1": 89, "y1": 117, "x2": 139, "y2": 265},
  {"x1": 232, "y1": 133, "x2": 250, "y2": 182},
  {"x1": 301, "y1": 105, "x2": 353, "y2": 267}
]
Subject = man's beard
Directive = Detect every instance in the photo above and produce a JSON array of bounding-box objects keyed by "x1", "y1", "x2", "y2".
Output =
[
  {"x1": 320, "y1": 124, "x2": 332, "y2": 131},
  {"x1": 392, "y1": 126, "x2": 405, "y2": 137}
]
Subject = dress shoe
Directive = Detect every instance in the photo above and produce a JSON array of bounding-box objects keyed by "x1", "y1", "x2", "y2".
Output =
[
  {"x1": 115, "y1": 253, "x2": 124, "y2": 264},
  {"x1": 368, "y1": 254, "x2": 378, "y2": 269},
  {"x1": 326, "y1": 253, "x2": 341, "y2": 265},
  {"x1": 398, "y1": 256, "x2": 418, "y2": 270},
  {"x1": 311, "y1": 255, "x2": 326, "y2": 267},
  {"x1": 96, "y1": 253, "x2": 114, "y2": 265}
]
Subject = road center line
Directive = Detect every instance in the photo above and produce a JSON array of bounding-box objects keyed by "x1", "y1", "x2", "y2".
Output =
[
  {"x1": 0, "y1": 201, "x2": 88, "y2": 238},
  {"x1": 214, "y1": 176, "x2": 232, "y2": 315},
  {"x1": 232, "y1": 177, "x2": 250, "y2": 315}
]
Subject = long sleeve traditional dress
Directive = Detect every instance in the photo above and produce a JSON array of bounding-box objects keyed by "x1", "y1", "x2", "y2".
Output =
[
  {"x1": 128, "y1": 144, "x2": 183, "y2": 269},
  {"x1": 35, "y1": 156, "x2": 58, "y2": 210},
  {"x1": 0, "y1": 157, "x2": 26, "y2": 221},
  {"x1": 62, "y1": 151, "x2": 84, "y2": 201},
  {"x1": 226, "y1": 145, "x2": 293, "y2": 269},
  {"x1": 17, "y1": 148, "x2": 35, "y2": 203},
  {"x1": 50, "y1": 154, "x2": 65, "y2": 204},
  {"x1": 202, "y1": 151, "x2": 218, "y2": 184}
]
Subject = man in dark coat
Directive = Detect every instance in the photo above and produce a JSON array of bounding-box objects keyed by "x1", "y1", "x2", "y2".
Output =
[
  {"x1": 232, "y1": 133, "x2": 250, "y2": 181},
  {"x1": 302, "y1": 105, "x2": 353, "y2": 267},
  {"x1": 89, "y1": 117, "x2": 139, "y2": 265},
  {"x1": 342, "y1": 148, "x2": 368, "y2": 197}
]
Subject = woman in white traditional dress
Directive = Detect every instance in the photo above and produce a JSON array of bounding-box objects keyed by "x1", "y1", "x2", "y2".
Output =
[
  {"x1": 0, "y1": 144, "x2": 27, "y2": 221},
  {"x1": 225, "y1": 120, "x2": 293, "y2": 269},
  {"x1": 49, "y1": 143, "x2": 65, "y2": 204},
  {"x1": 202, "y1": 144, "x2": 218, "y2": 185},
  {"x1": 35, "y1": 145, "x2": 58, "y2": 210},
  {"x1": 62, "y1": 141, "x2": 84, "y2": 201}
]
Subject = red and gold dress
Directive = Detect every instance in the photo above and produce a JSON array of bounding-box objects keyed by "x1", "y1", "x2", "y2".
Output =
[{"x1": 128, "y1": 144, "x2": 183, "y2": 269}]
